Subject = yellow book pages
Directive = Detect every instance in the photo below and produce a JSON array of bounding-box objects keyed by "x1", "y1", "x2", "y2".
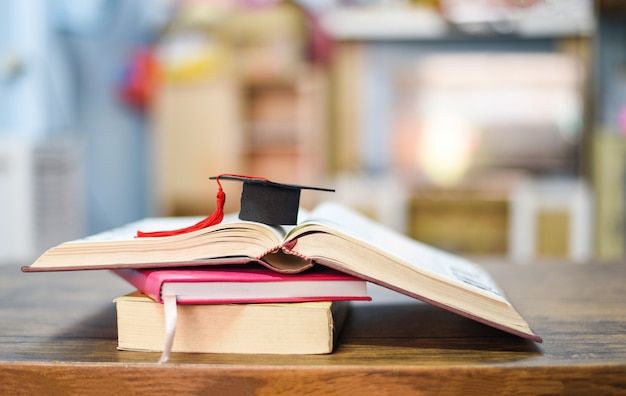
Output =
[{"x1": 114, "y1": 292, "x2": 348, "y2": 355}]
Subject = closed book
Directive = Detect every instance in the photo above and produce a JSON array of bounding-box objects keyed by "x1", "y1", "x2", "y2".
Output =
[
  {"x1": 114, "y1": 291, "x2": 349, "y2": 354},
  {"x1": 113, "y1": 265, "x2": 370, "y2": 304}
]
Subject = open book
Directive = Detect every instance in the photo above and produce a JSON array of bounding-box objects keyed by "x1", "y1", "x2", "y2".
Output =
[{"x1": 23, "y1": 202, "x2": 542, "y2": 343}]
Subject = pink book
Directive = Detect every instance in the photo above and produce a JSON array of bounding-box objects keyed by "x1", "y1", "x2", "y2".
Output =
[{"x1": 113, "y1": 265, "x2": 371, "y2": 304}]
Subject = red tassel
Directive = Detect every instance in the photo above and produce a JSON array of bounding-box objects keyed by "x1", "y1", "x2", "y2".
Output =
[{"x1": 136, "y1": 182, "x2": 226, "y2": 238}]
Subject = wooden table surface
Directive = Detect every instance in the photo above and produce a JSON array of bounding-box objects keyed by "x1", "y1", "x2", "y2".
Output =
[{"x1": 1, "y1": 261, "x2": 625, "y2": 395}]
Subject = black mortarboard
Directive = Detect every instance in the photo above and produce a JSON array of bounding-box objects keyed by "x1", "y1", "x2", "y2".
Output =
[{"x1": 210, "y1": 175, "x2": 335, "y2": 225}]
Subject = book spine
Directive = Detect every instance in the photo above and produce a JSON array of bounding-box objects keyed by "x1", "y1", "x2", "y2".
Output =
[
  {"x1": 111, "y1": 269, "x2": 163, "y2": 303},
  {"x1": 279, "y1": 239, "x2": 313, "y2": 263},
  {"x1": 255, "y1": 239, "x2": 315, "y2": 274}
]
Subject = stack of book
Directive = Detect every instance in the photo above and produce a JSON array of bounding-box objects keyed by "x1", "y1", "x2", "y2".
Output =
[
  {"x1": 23, "y1": 201, "x2": 542, "y2": 362},
  {"x1": 112, "y1": 264, "x2": 370, "y2": 359}
]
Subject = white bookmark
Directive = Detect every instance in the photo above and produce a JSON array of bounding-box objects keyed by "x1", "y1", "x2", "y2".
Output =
[{"x1": 158, "y1": 294, "x2": 178, "y2": 363}]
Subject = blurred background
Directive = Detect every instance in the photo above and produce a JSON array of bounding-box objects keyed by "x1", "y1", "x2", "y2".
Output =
[{"x1": 1, "y1": 0, "x2": 624, "y2": 266}]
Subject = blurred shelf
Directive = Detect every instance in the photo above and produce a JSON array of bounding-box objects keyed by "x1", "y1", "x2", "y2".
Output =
[
  {"x1": 321, "y1": 4, "x2": 594, "y2": 41},
  {"x1": 321, "y1": 7, "x2": 448, "y2": 41}
]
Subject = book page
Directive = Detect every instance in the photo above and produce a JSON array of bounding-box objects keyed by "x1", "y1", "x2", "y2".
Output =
[
  {"x1": 74, "y1": 214, "x2": 286, "y2": 243},
  {"x1": 77, "y1": 217, "x2": 205, "y2": 242},
  {"x1": 294, "y1": 202, "x2": 504, "y2": 298}
]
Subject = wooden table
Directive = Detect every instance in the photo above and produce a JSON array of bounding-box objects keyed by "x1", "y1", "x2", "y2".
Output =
[{"x1": 1, "y1": 261, "x2": 625, "y2": 395}]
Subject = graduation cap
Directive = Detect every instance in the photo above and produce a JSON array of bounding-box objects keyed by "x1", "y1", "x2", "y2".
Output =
[
  {"x1": 212, "y1": 175, "x2": 335, "y2": 225},
  {"x1": 136, "y1": 174, "x2": 334, "y2": 238}
]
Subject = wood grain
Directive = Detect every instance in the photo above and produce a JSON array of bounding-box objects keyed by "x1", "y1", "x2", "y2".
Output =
[{"x1": 1, "y1": 262, "x2": 625, "y2": 394}]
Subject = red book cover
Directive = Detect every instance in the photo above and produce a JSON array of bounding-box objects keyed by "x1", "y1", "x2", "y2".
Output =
[{"x1": 113, "y1": 265, "x2": 371, "y2": 304}]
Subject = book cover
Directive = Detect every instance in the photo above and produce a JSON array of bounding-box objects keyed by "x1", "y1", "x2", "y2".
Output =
[{"x1": 113, "y1": 265, "x2": 371, "y2": 304}]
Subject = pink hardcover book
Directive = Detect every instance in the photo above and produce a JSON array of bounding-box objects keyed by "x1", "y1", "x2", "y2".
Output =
[{"x1": 113, "y1": 265, "x2": 371, "y2": 304}]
